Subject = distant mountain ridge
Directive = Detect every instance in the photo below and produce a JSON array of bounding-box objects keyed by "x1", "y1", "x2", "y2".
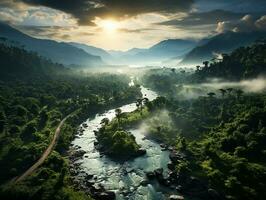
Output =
[
  {"x1": 108, "y1": 39, "x2": 198, "y2": 65},
  {"x1": 0, "y1": 42, "x2": 69, "y2": 81},
  {"x1": 0, "y1": 22, "x2": 103, "y2": 67},
  {"x1": 69, "y1": 42, "x2": 112, "y2": 62},
  {"x1": 180, "y1": 31, "x2": 266, "y2": 65}
]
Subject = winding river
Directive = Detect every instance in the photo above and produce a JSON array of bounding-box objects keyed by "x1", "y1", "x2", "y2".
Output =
[{"x1": 71, "y1": 86, "x2": 174, "y2": 200}]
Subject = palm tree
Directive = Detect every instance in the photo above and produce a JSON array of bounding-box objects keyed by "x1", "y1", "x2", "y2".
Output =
[
  {"x1": 226, "y1": 88, "x2": 234, "y2": 96},
  {"x1": 207, "y1": 92, "x2": 216, "y2": 98},
  {"x1": 222, "y1": 53, "x2": 229, "y2": 61},
  {"x1": 136, "y1": 98, "x2": 143, "y2": 112},
  {"x1": 219, "y1": 89, "x2": 226, "y2": 98},
  {"x1": 171, "y1": 68, "x2": 176, "y2": 73},
  {"x1": 101, "y1": 118, "x2": 110, "y2": 126},
  {"x1": 115, "y1": 108, "x2": 122, "y2": 126},
  {"x1": 136, "y1": 101, "x2": 140, "y2": 110},
  {"x1": 196, "y1": 65, "x2": 201, "y2": 71},
  {"x1": 203, "y1": 61, "x2": 209, "y2": 68},
  {"x1": 143, "y1": 97, "x2": 149, "y2": 105},
  {"x1": 235, "y1": 89, "x2": 244, "y2": 99}
]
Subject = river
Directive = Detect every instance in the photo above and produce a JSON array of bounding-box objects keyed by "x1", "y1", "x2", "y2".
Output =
[{"x1": 71, "y1": 86, "x2": 174, "y2": 200}]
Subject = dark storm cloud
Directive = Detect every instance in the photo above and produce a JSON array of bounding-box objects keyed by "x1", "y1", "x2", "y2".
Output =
[
  {"x1": 19, "y1": 0, "x2": 194, "y2": 25},
  {"x1": 195, "y1": 0, "x2": 266, "y2": 13},
  {"x1": 157, "y1": 10, "x2": 249, "y2": 28}
]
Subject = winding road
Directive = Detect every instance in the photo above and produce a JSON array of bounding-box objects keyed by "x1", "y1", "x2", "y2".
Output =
[{"x1": 15, "y1": 115, "x2": 71, "y2": 183}]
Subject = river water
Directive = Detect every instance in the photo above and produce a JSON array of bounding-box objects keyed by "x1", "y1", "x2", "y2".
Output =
[{"x1": 71, "y1": 86, "x2": 174, "y2": 200}]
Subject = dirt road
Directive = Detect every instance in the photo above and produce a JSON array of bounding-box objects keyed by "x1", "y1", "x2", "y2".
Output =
[{"x1": 15, "y1": 115, "x2": 70, "y2": 183}]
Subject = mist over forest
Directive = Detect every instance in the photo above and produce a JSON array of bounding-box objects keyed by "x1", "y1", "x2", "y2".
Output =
[{"x1": 0, "y1": 1, "x2": 266, "y2": 200}]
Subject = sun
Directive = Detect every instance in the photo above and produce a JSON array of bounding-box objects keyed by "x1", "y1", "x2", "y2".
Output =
[{"x1": 101, "y1": 20, "x2": 119, "y2": 32}]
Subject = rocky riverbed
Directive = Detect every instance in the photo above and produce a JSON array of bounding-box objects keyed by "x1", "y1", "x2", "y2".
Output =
[{"x1": 68, "y1": 85, "x2": 222, "y2": 200}]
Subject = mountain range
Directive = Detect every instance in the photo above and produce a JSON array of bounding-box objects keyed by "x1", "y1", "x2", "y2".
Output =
[
  {"x1": 1, "y1": 21, "x2": 265, "y2": 68},
  {"x1": 108, "y1": 39, "x2": 198, "y2": 65},
  {"x1": 0, "y1": 22, "x2": 103, "y2": 67},
  {"x1": 180, "y1": 31, "x2": 266, "y2": 65},
  {"x1": 68, "y1": 42, "x2": 112, "y2": 62},
  {"x1": 70, "y1": 39, "x2": 198, "y2": 65}
]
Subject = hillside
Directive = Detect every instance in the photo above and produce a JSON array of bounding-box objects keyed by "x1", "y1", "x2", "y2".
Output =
[
  {"x1": 181, "y1": 31, "x2": 266, "y2": 65},
  {"x1": 0, "y1": 22, "x2": 103, "y2": 67},
  {"x1": 191, "y1": 40, "x2": 266, "y2": 81},
  {"x1": 130, "y1": 39, "x2": 197, "y2": 62},
  {"x1": 0, "y1": 42, "x2": 70, "y2": 81},
  {"x1": 0, "y1": 41, "x2": 141, "y2": 200},
  {"x1": 108, "y1": 39, "x2": 197, "y2": 65},
  {"x1": 69, "y1": 42, "x2": 112, "y2": 62}
]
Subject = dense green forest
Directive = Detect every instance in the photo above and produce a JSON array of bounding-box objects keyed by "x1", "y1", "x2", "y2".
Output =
[
  {"x1": 142, "y1": 40, "x2": 266, "y2": 98},
  {"x1": 1, "y1": 38, "x2": 266, "y2": 200},
  {"x1": 79, "y1": 40, "x2": 266, "y2": 200},
  {"x1": 105, "y1": 41, "x2": 266, "y2": 199},
  {"x1": 0, "y1": 43, "x2": 141, "y2": 199}
]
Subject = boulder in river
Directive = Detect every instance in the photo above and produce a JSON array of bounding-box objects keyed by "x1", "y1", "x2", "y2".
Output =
[
  {"x1": 86, "y1": 174, "x2": 94, "y2": 179},
  {"x1": 154, "y1": 168, "x2": 168, "y2": 185},
  {"x1": 70, "y1": 150, "x2": 86, "y2": 159},
  {"x1": 94, "y1": 191, "x2": 115, "y2": 200},
  {"x1": 82, "y1": 123, "x2": 88, "y2": 128},
  {"x1": 140, "y1": 180, "x2": 149, "y2": 186},
  {"x1": 167, "y1": 162, "x2": 175, "y2": 170},
  {"x1": 85, "y1": 180, "x2": 94, "y2": 187},
  {"x1": 169, "y1": 152, "x2": 182, "y2": 164},
  {"x1": 169, "y1": 195, "x2": 185, "y2": 200},
  {"x1": 176, "y1": 185, "x2": 183, "y2": 192},
  {"x1": 154, "y1": 168, "x2": 163, "y2": 176},
  {"x1": 136, "y1": 148, "x2": 146, "y2": 156},
  {"x1": 146, "y1": 171, "x2": 155, "y2": 179}
]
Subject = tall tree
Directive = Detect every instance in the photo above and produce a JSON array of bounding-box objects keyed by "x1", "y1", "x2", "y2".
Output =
[
  {"x1": 219, "y1": 89, "x2": 227, "y2": 98},
  {"x1": 207, "y1": 92, "x2": 216, "y2": 98},
  {"x1": 115, "y1": 108, "x2": 122, "y2": 126}
]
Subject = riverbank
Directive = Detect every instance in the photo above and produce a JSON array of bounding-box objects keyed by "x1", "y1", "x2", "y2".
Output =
[
  {"x1": 69, "y1": 86, "x2": 187, "y2": 199},
  {"x1": 68, "y1": 86, "x2": 223, "y2": 200}
]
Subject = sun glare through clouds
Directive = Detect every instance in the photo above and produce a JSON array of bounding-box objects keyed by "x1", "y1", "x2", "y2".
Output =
[{"x1": 99, "y1": 19, "x2": 119, "y2": 33}]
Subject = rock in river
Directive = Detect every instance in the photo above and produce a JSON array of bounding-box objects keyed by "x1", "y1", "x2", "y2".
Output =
[
  {"x1": 146, "y1": 171, "x2": 155, "y2": 179},
  {"x1": 136, "y1": 148, "x2": 146, "y2": 156},
  {"x1": 154, "y1": 168, "x2": 163, "y2": 176},
  {"x1": 94, "y1": 191, "x2": 115, "y2": 200},
  {"x1": 169, "y1": 194, "x2": 184, "y2": 200}
]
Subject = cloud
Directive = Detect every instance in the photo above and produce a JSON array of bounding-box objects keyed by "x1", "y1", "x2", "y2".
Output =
[
  {"x1": 194, "y1": 0, "x2": 266, "y2": 13},
  {"x1": 216, "y1": 14, "x2": 266, "y2": 33},
  {"x1": 157, "y1": 10, "x2": 244, "y2": 27},
  {"x1": 17, "y1": 25, "x2": 67, "y2": 37},
  {"x1": 0, "y1": 0, "x2": 74, "y2": 26},
  {"x1": 0, "y1": 0, "x2": 30, "y2": 23},
  {"x1": 16, "y1": 25, "x2": 91, "y2": 40},
  {"x1": 19, "y1": 0, "x2": 194, "y2": 25},
  {"x1": 255, "y1": 15, "x2": 266, "y2": 31},
  {"x1": 118, "y1": 28, "x2": 155, "y2": 33}
]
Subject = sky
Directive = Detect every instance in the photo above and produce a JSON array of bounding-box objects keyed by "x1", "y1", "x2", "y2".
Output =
[{"x1": 0, "y1": 0, "x2": 265, "y2": 50}]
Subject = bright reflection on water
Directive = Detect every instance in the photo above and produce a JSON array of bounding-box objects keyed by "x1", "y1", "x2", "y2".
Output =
[{"x1": 71, "y1": 86, "x2": 172, "y2": 199}]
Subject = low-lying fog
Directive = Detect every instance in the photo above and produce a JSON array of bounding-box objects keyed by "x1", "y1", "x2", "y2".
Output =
[{"x1": 175, "y1": 77, "x2": 266, "y2": 99}]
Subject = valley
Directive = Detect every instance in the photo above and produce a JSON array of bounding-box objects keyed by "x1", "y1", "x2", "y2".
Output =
[{"x1": 0, "y1": 2, "x2": 266, "y2": 200}]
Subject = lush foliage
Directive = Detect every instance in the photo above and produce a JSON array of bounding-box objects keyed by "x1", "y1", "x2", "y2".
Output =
[
  {"x1": 138, "y1": 41, "x2": 266, "y2": 200},
  {"x1": 191, "y1": 40, "x2": 266, "y2": 81},
  {"x1": 0, "y1": 43, "x2": 141, "y2": 199}
]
